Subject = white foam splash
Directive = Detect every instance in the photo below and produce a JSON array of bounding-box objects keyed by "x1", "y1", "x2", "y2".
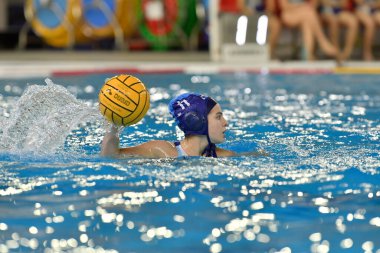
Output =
[{"x1": 0, "y1": 78, "x2": 101, "y2": 154}]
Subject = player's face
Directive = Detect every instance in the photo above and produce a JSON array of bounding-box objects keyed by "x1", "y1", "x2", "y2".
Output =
[{"x1": 207, "y1": 104, "x2": 228, "y2": 144}]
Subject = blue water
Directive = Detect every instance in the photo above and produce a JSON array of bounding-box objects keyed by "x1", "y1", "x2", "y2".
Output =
[{"x1": 0, "y1": 73, "x2": 379, "y2": 253}]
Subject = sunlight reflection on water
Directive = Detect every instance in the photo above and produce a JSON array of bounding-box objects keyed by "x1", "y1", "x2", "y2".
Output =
[{"x1": 0, "y1": 73, "x2": 379, "y2": 252}]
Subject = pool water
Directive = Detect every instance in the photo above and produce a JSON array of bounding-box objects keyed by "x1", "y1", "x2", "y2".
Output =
[{"x1": 0, "y1": 73, "x2": 379, "y2": 253}]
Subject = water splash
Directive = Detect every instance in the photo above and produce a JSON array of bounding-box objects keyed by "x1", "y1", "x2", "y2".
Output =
[{"x1": 0, "y1": 78, "x2": 101, "y2": 154}]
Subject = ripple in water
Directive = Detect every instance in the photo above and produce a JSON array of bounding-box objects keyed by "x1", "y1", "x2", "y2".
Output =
[{"x1": 0, "y1": 74, "x2": 379, "y2": 252}]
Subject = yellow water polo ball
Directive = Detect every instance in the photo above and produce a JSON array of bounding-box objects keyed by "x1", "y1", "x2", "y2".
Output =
[{"x1": 99, "y1": 74, "x2": 150, "y2": 126}]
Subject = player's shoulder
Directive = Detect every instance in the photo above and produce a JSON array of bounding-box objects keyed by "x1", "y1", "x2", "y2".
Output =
[
  {"x1": 143, "y1": 140, "x2": 177, "y2": 158},
  {"x1": 216, "y1": 147, "x2": 237, "y2": 157},
  {"x1": 145, "y1": 140, "x2": 175, "y2": 148}
]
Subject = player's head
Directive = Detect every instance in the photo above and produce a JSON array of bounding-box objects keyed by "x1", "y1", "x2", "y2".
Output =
[
  {"x1": 169, "y1": 93, "x2": 216, "y2": 136},
  {"x1": 169, "y1": 93, "x2": 227, "y2": 157}
]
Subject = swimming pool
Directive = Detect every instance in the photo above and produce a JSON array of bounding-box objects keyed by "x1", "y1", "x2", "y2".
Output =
[{"x1": 0, "y1": 72, "x2": 379, "y2": 252}]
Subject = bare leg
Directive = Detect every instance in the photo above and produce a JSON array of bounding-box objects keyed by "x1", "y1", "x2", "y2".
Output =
[
  {"x1": 301, "y1": 19, "x2": 316, "y2": 60},
  {"x1": 374, "y1": 11, "x2": 380, "y2": 59},
  {"x1": 322, "y1": 14, "x2": 340, "y2": 48},
  {"x1": 356, "y1": 11, "x2": 375, "y2": 61},
  {"x1": 338, "y1": 12, "x2": 358, "y2": 61},
  {"x1": 281, "y1": 4, "x2": 338, "y2": 59},
  {"x1": 374, "y1": 11, "x2": 380, "y2": 25},
  {"x1": 307, "y1": 10, "x2": 338, "y2": 57},
  {"x1": 268, "y1": 15, "x2": 282, "y2": 60}
]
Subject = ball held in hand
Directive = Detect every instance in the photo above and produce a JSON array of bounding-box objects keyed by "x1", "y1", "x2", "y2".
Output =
[{"x1": 99, "y1": 74, "x2": 150, "y2": 126}]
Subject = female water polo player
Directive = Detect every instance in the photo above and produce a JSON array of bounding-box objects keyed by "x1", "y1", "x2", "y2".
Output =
[{"x1": 101, "y1": 93, "x2": 236, "y2": 158}]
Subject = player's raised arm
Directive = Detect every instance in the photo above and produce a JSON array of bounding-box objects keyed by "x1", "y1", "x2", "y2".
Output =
[{"x1": 101, "y1": 125, "x2": 122, "y2": 157}]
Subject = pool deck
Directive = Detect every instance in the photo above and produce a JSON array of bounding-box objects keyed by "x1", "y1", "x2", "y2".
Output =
[{"x1": 1, "y1": 50, "x2": 380, "y2": 78}]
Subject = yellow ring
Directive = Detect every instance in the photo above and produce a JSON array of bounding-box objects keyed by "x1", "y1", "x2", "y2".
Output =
[
  {"x1": 26, "y1": 0, "x2": 82, "y2": 38},
  {"x1": 43, "y1": 28, "x2": 89, "y2": 47}
]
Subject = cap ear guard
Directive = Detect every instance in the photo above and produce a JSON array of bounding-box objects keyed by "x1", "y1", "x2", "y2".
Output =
[{"x1": 179, "y1": 111, "x2": 206, "y2": 133}]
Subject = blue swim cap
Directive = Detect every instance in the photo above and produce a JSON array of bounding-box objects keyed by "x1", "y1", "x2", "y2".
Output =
[
  {"x1": 169, "y1": 93, "x2": 217, "y2": 157},
  {"x1": 169, "y1": 93, "x2": 216, "y2": 136}
]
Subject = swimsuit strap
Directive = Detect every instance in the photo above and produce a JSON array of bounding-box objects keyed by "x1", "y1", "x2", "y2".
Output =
[
  {"x1": 202, "y1": 135, "x2": 218, "y2": 158},
  {"x1": 174, "y1": 141, "x2": 217, "y2": 158},
  {"x1": 174, "y1": 141, "x2": 188, "y2": 157}
]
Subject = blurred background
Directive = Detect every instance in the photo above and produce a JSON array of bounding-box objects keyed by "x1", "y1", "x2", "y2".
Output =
[{"x1": 0, "y1": 0, "x2": 379, "y2": 62}]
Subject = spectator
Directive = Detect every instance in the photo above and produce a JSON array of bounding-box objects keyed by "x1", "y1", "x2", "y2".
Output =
[
  {"x1": 353, "y1": 0, "x2": 380, "y2": 60},
  {"x1": 319, "y1": 0, "x2": 358, "y2": 61},
  {"x1": 268, "y1": 0, "x2": 340, "y2": 60}
]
